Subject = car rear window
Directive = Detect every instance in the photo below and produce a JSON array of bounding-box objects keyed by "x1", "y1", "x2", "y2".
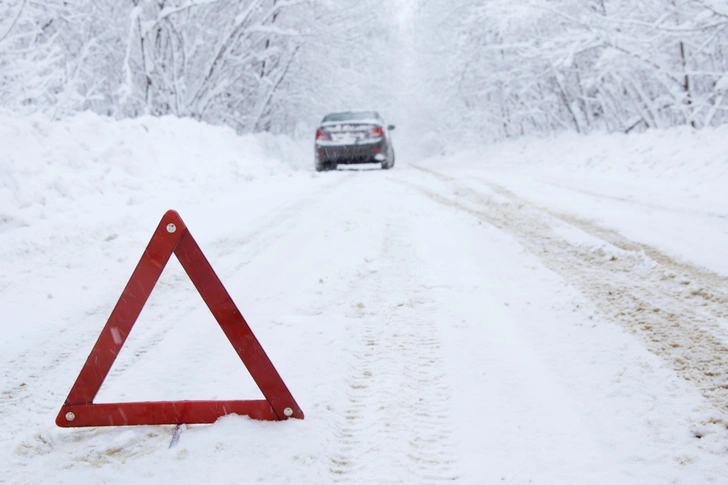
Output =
[{"x1": 322, "y1": 112, "x2": 380, "y2": 122}]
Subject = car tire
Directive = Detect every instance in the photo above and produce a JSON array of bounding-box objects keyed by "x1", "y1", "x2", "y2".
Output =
[
  {"x1": 382, "y1": 150, "x2": 395, "y2": 170},
  {"x1": 316, "y1": 161, "x2": 337, "y2": 172}
]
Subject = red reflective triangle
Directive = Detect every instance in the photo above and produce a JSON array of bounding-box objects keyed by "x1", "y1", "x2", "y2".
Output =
[{"x1": 56, "y1": 210, "x2": 303, "y2": 427}]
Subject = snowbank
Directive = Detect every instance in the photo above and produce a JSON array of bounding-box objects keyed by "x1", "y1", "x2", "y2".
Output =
[
  {"x1": 421, "y1": 125, "x2": 728, "y2": 188},
  {"x1": 0, "y1": 112, "x2": 309, "y2": 227}
]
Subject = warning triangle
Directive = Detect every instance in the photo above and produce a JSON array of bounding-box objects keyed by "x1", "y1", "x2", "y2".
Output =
[{"x1": 56, "y1": 210, "x2": 303, "y2": 427}]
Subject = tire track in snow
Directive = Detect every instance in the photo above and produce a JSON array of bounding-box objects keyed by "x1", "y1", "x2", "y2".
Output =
[
  {"x1": 328, "y1": 210, "x2": 459, "y2": 483},
  {"x1": 205, "y1": 177, "x2": 343, "y2": 278},
  {"x1": 405, "y1": 165, "x2": 728, "y2": 426}
]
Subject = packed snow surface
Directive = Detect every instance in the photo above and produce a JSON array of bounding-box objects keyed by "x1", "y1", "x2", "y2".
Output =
[{"x1": 2, "y1": 113, "x2": 728, "y2": 484}]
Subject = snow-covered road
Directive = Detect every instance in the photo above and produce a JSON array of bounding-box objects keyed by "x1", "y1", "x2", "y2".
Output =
[{"x1": 2, "y1": 115, "x2": 728, "y2": 484}]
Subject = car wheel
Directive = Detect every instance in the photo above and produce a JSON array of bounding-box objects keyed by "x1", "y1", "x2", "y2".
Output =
[{"x1": 316, "y1": 161, "x2": 336, "y2": 172}]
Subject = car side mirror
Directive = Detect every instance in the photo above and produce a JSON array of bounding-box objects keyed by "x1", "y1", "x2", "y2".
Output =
[{"x1": 387, "y1": 125, "x2": 396, "y2": 131}]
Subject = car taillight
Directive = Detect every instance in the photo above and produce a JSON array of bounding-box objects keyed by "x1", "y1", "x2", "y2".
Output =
[
  {"x1": 315, "y1": 129, "x2": 329, "y2": 140},
  {"x1": 371, "y1": 126, "x2": 384, "y2": 137}
]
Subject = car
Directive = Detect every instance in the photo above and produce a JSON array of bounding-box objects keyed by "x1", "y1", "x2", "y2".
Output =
[{"x1": 314, "y1": 111, "x2": 396, "y2": 171}]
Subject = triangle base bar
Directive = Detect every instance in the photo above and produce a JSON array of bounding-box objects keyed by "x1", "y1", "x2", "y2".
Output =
[{"x1": 57, "y1": 400, "x2": 276, "y2": 427}]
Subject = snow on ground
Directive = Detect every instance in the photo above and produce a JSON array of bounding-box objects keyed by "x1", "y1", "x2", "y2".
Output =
[
  {"x1": 2, "y1": 113, "x2": 728, "y2": 484},
  {"x1": 416, "y1": 126, "x2": 728, "y2": 276}
]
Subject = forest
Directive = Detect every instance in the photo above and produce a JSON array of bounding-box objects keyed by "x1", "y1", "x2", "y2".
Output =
[{"x1": 2, "y1": 0, "x2": 727, "y2": 144}]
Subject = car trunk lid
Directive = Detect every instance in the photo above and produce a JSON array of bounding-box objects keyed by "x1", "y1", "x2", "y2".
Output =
[{"x1": 318, "y1": 122, "x2": 381, "y2": 145}]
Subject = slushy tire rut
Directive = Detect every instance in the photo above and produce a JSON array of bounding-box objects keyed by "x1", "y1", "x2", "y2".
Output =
[{"x1": 408, "y1": 165, "x2": 728, "y2": 425}]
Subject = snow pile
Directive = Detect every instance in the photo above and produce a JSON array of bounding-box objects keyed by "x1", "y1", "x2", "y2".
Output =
[
  {"x1": 0, "y1": 112, "x2": 309, "y2": 226},
  {"x1": 423, "y1": 125, "x2": 728, "y2": 187}
]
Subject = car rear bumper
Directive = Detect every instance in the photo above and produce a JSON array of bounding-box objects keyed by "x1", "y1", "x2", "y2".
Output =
[{"x1": 315, "y1": 140, "x2": 386, "y2": 164}]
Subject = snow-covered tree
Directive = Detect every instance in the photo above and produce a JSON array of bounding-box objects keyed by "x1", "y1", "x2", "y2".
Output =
[
  {"x1": 2, "y1": 0, "x2": 727, "y2": 139},
  {"x1": 408, "y1": 0, "x2": 728, "y2": 143},
  {"x1": 0, "y1": 0, "x2": 65, "y2": 113}
]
